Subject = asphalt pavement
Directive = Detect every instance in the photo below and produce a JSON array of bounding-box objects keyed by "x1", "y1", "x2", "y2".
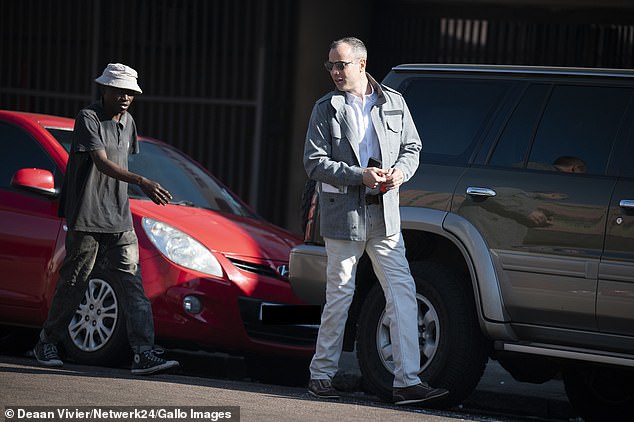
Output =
[
  {"x1": 164, "y1": 349, "x2": 578, "y2": 421},
  {"x1": 0, "y1": 354, "x2": 522, "y2": 422},
  {"x1": 457, "y1": 359, "x2": 577, "y2": 421},
  {"x1": 0, "y1": 348, "x2": 580, "y2": 421},
  {"x1": 336, "y1": 352, "x2": 578, "y2": 421}
]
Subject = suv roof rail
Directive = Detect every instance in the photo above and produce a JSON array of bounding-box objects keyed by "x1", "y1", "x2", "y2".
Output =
[{"x1": 391, "y1": 63, "x2": 634, "y2": 78}]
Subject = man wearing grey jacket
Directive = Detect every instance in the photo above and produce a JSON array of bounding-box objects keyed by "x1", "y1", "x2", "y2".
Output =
[{"x1": 303, "y1": 37, "x2": 448, "y2": 405}]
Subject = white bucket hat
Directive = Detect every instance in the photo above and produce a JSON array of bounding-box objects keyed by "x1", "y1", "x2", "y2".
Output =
[{"x1": 95, "y1": 63, "x2": 143, "y2": 94}]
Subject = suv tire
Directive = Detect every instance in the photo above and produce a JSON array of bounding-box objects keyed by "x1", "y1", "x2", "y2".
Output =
[{"x1": 356, "y1": 261, "x2": 488, "y2": 406}]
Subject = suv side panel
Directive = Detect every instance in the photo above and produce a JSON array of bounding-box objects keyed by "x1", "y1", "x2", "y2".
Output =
[
  {"x1": 453, "y1": 81, "x2": 631, "y2": 332},
  {"x1": 454, "y1": 167, "x2": 614, "y2": 330}
]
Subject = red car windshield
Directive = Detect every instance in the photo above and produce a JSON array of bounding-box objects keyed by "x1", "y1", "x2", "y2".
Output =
[{"x1": 46, "y1": 127, "x2": 256, "y2": 218}]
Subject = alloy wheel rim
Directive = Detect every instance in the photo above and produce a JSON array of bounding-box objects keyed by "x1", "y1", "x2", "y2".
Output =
[
  {"x1": 375, "y1": 293, "x2": 440, "y2": 374},
  {"x1": 67, "y1": 278, "x2": 118, "y2": 352}
]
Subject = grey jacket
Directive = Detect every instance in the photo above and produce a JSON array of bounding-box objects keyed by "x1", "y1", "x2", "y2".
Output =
[{"x1": 303, "y1": 74, "x2": 422, "y2": 240}]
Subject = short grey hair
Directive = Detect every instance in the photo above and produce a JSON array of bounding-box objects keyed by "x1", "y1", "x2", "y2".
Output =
[{"x1": 330, "y1": 37, "x2": 367, "y2": 59}]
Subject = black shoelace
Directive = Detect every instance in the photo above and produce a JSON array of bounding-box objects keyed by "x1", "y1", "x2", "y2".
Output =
[
  {"x1": 142, "y1": 348, "x2": 165, "y2": 363},
  {"x1": 42, "y1": 344, "x2": 59, "y2": 359}
]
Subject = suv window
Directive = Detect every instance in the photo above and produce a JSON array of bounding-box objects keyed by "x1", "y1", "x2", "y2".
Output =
[
  {"x1": 489, "y1": 84, "x2": 550, "y2": 167},
  {"x1": 490, "y1": 84, "x2": 632, "y2": 175},
  {"x1": 621, "y1": 135, "x2": 634, "y2": 178},
  {"x1": 401, "y1": 78, "x2": 511, "y2": 165},
  {"x1": 0, "y1": 122, "x2": 60, "y2": 190},
  {"x1": 528, "y1": 85, "x2": 631, "y2": 175}
]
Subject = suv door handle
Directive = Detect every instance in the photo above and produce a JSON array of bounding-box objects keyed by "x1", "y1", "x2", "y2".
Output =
[
  {"x1": 620, "y1": 200, "x2": 634, "y2": 209},
  {"x1": 466, "y1": 187, "x2": 497, "y2": 197}
]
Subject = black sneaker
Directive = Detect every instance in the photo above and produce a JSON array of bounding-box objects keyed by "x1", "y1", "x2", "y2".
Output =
[
  {"x1": 131, "y1": 348, "x2": 179, "y2": 375},
  {"x1": 393, "y1": 382, "x2": 449, "y2": 405},
  {"x1": 308, "y1": 379, "x2": 340, "y2": 399},
  {"x1": 33, "y1": 341, "x2": 63, "y2": 367}
]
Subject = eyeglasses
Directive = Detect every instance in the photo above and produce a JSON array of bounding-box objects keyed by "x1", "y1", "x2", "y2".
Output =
[{"x1": 324, "y1": 60, "x2": 355, "y2": 72}]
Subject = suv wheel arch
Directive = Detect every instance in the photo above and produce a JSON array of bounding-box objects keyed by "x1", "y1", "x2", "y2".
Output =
[
  {"x1": 402, "y1": 207, "x2": 510, "y2": 324},
  {"x1": 356, "y1": 261, "x2": 490, "y2": 406}
]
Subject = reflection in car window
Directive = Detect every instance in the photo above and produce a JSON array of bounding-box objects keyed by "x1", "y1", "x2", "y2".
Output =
[
  {"x1": 0, "y1": 122, "x2": 61, "y2": 190},
  {"x1": 47, "y1": 128, "x2": 254, "y2": 217},
  {"x1": 489, "y1": 84, "x2": 550, "y2": 167},
  {"x1": 402, "y1": 78, "x2": 511, "y2": 165},
  {"x1": 528, "y1": 85, "x2": 632, "y2": 175}
]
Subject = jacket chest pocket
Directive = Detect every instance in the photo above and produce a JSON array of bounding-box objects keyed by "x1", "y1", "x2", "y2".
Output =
[
  {"x1": 384, "y1": 114, "x2": 403, "y2": 162},
  {"x1": 386, "y1": 114, "x2": 403, "y2": 134}
]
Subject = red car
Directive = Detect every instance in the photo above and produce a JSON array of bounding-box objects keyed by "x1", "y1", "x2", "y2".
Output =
[{"x1": 0, "y1": 110, "x2": 316, "y2": 372}]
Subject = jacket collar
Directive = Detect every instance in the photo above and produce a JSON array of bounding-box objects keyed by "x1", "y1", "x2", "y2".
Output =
[
  {"x1": 329, "y1": 73, "x2": 386, "y2": 166},
  {"x1": 329, "y1": 73, "x2": 386, "y2": 111}
]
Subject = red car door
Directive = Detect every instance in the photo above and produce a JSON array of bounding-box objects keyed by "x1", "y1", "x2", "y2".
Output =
[{"x1": 0, "y1": 118, "x2": 66, "y2": 325}]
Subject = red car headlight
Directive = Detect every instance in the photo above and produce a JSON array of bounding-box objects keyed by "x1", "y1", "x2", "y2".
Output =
[{"x1": 142, "y1": 217, "x2": 223, "y2": 278}]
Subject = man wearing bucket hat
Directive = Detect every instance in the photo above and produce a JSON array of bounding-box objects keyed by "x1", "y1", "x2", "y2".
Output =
[{"x1": 33, "y1": 63, "x2": 179, "y2": 375}]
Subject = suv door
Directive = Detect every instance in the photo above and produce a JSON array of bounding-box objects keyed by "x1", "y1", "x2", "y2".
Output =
[
  {"x1": 393, "y1": 75, "x2": 515, "y2": 211},
  {"x1": 598, "y1": 120, "x2": 634, "y2": 337},
  {"x1": 454, "y1": 82, "x2": 632, "y2": 332},
  {"x1": 0, "y1": 120, "x2": 64, "y2": 325}
]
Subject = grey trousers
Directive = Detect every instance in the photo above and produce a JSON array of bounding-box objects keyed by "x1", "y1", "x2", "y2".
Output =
[{"x1": 40, "y1": 230, "x2": 155, "y2": 353}]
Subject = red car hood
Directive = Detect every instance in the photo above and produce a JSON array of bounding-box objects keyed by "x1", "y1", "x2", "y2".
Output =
[{"x1": 131, "y1": 199, "x2": 301, "y2": 264}]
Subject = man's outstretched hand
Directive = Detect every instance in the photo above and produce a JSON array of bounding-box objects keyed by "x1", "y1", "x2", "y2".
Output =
[{"x1": 140, "y1": 178, "x2": 172, "y2": 205}]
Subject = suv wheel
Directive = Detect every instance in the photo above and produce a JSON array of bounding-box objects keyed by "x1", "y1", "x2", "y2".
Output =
[
  {"x1": 62, "y1": 276, "x2": 128, "y2": 365},
  {"x1": 357, "y1": 261, "x2": 489, "y2": 406},
  {"x1": 563, "y1": 367, "x2": 634, "y2": 421}
]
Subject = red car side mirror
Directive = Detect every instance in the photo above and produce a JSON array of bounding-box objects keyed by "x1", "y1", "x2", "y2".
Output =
[{"x1": 10, "y1": 168, "x2": 59, "y2": 197}]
